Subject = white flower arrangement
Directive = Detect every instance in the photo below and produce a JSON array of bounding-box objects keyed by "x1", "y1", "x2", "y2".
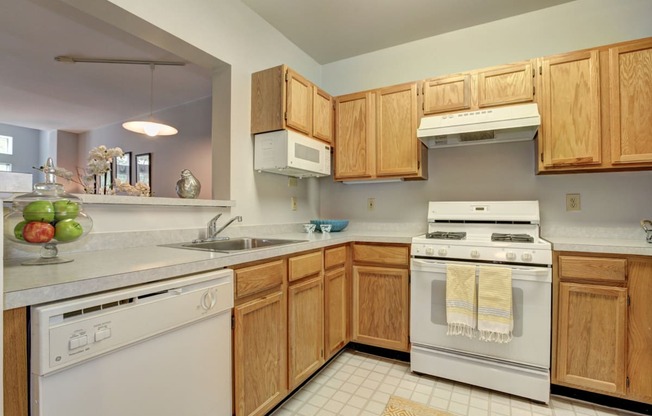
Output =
[{"x1": 36, "y1": 145, "x2": 152, "y2": 196}]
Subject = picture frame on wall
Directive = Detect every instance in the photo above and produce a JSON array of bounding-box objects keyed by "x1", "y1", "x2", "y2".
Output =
[
  {"x1": 114, "y1": 151, "x2": 131, "y2": 184},
  {"x1": 135, "y1": 153, "x2": 151, "y2": 188}
]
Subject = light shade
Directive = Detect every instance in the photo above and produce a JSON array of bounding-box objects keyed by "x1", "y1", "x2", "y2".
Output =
[{"x1": 122, "y1": 120, "x2": 178, "y2": 137}]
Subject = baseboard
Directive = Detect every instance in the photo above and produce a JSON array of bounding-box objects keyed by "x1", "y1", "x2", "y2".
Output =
[
  {"x1": 551, "y1": 384, "x2": 651, "y2": 415},
  {"x1": 347, "y1": 342, "x2": 410, "y2": 363}
]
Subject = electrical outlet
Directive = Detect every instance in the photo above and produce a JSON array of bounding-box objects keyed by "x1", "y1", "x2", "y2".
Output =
[
  {"x1": 367, "y1": 198, "x2": 376, "y2": 211},
  {"x1": 566, "y1": 193, "x2": 581, "y2": 211},
  {"x1": 288, "y1": 177, "x2": 297, "y2": 187},
  {"x1": 291, "y1": 196, "x2": 297, "y2": 211}
]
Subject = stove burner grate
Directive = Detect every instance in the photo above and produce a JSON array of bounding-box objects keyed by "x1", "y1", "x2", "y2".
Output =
[
  {"x1": 491, "y1": 233, "x2": 534, "y2": 243},
  {"x1": 426, "y1": 231, "x2": 467, "y2": 240}
]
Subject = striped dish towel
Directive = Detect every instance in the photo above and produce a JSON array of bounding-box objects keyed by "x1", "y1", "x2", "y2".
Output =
[
  {"x1": 477, "y1": 266, "x2": 513, "y2": 343},
  {"x1": 445, "y1": 264, "x2": 476, "y2": 338}
]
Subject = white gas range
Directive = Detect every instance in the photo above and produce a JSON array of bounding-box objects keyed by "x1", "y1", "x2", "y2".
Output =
[{"x1": 410, "y1": 201, "x2": 553, "y2": 403}]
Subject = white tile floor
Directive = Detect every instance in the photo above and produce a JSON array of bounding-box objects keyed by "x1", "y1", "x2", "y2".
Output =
[{"x1": 270, "y1": 349, "x2": 642, "y2": 416}]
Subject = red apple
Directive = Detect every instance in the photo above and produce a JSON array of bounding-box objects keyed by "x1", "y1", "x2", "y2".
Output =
[{"x1": 23, "y1": 221, "x2": 55, "y2": 243}]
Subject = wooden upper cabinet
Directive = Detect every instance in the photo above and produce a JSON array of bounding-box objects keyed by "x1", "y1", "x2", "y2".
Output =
[
  {"x1": 251, "y1": 65, "x2": 333, "y2": 144},
  {"x1": 539, "y1": 50, "x2": 601, "y2": 169},
  {"x1": 335, "y1": 91, "x2": 375, "y2": 179},
  {"x1": 609, "y1": 38, "x2": 652, "y2": 165},
  {"x1": 422, "y1": 61, "x2": 534, "y2": 116},
  {"x1": 285, "y1": 68, "x2": 312, "y2": 136},
  {"x1": 478, "y1": 62, "x2": 534, "y2": 107},
  {"x1": 312, "y1": 87, "x2": 334, "y2": 144},
  {"x1": 335, "y1": 83, "x2": 426, "y2": 181},
  {"x1": 423, "y1": 74, "x2": 471, "y2": 115},
  {"x1": 376, "y1": 83, "x2": 419, "y2": 177}
]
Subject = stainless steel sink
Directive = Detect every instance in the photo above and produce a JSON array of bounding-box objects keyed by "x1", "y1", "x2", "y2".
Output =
[{"x1": 164, "y1": 237, "x2": 306, "y2": 253}]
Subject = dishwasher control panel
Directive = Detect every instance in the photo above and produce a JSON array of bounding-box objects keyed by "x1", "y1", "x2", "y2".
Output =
[{"x1": 31, "y1": 270, "x2": 233, "y2": 376}]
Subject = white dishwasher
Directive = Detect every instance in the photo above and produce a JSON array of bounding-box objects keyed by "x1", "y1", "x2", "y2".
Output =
[{"x1": 30, "y1": 269, "x2": 233, "y2": 416}]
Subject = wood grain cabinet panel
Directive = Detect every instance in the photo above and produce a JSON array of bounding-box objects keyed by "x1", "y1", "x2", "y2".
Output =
[
  {"x1": 288, "y1": 250, "x2": 323, "y2": 282},
  {"x1": 4, "y1": 308, "x2": 28, "y2": 416},
  {"x1": 477, "y1": 62, "x2": 534, "y2": 107},
  {"x1": 422, "y1": 74, "x2": 472, "y2": 114},
  {"x1": 627, "y1": 259, "x2": 652, "y2": 403},
  {"x1": 233, "y1": 291, "x2": 287, "y2": 416},
  {"x1": 352, "y1": 264, "x2": 409, "y2": 352},
  {"x1": 312, "y1": 86, "x2": 334, "y2": 144},
  {"x1": 556, "y1": 282, "x2": 627, "y2": 395},
  {"x1": 558, "y1": 255, "x2": 626, "y2": 282},
  {"x1": 324, "y1": 266, "x2": 349, "y2": 359},
  {"x1": 353, "y1": 243, "x2": 409, "y2": 266},
  {"x1": 609, "y1": 38, "x2": 652, "y2": 165},
  {"x1": 288, "y1": 276, "x2": 324, "y2": 389},
  {"x1": 376, "y1": 83, "x2": 419, "y2": 177},
  {"x1": 324, "y1": 245, "x2": 347, "y2": 269},
  {"x1": 335, "y1": 91, "x2": 375, "y2": 179},
  {"x1": 235, "y1": 259, "x2": 285, "y2": 299},
  {"x1": 285, "y1": 68, "x2": 313, "y2": 136},
  {"x1": 539, "y1": 50, "x2": 602, "y2": 168}
]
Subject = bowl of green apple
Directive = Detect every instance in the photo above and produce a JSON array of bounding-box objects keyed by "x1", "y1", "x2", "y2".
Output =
[{"x1": 4, "y1": 160, "x2": 93, "y2": 265}]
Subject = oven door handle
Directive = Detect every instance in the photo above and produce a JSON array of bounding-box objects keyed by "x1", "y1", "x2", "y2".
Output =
[{"x1": 410, "y1": 258, "x2": 551, "y2": 282}]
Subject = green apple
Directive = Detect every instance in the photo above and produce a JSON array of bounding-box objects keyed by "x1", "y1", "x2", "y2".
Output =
[
  {"x1": 54, "y1": 219, "x2": 84, "y2": 242},
  {"x1": 54, "y1": 199, "x2": 80, "y2": 221},
  {"x1": 13, "y1": 221, "x2": 26, "y2": 241},
  {"x1": 23, "y1": 200, "x2": 55, "y2": 223}
]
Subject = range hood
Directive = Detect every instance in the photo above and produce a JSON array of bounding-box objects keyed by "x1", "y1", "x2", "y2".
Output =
[{"x1": 417, "y1": 103, "x2": 541, "y2": 148}]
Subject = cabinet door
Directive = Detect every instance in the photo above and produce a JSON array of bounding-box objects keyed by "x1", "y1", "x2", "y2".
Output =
[
  {"x1": 4, "y1": 308, "x2": 28, "y2": 416},
  {"x1": 422, "y1": 74, "x2": 472, "y2": 115},
  {"x1": 478, "y1": 62, "x2": 534, "y2": 108},
  {"x1": 325, "y1": 266, "x2": 348, "y2": 359},
  {"x1": 335, "y1": 91, "x2": 374, "y2": 179},
  {"x1": 627, "y1": 259, "x2": 652, "y2": 403},
  {"x1": 286, "y1": 68, "x2": 312, "y2": 136},
  {"x1": 234, "y1": 291, "x2": 287, "y2": 416},
  {"x1": 352, "y1": 265, "x2": 409, "y2": 351},
  {"x1": 556, "y1": 282, "x2": 627, "y2": 395},
  {"x1": 312, "y1": 86, "x2": 333, "y2": 144},
  {"x1": 376, "y1": 83, "x2": 420, "y2": 177},
  {"x1": 539, "y1": 51, "x2": 601, "y2": 168},
  {"x1": 609, "y1": 38, "x2": 652, "y2": 165},
  {"x1": 288, "y1": 276, "x2": 324, "y2": 390}
]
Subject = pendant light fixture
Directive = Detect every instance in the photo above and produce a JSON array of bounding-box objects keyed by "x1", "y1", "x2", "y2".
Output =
[
  {"x1": 122, "y1": 64, "x2": 178, "y2": 137},
  {"x1": 55, "y1": 56, "x2": 184, "y2": 137}
]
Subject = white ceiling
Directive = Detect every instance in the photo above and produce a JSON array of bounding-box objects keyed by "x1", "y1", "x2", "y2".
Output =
[
  {"x1": 241, "y1": 0, "x2": 576, "y2": 64},
  {"x1": 2, "y1": 0, "x2": 575, "y2": 133}
]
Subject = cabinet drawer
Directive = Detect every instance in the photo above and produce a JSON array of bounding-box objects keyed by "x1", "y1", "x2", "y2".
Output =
[
  {"x1": 559, "y1": 256, "x2": 627, "y2": 282},
  {"x1": 234, "y1": 259, "x2": 286, "y2": 299},
  {"x1": 353, "y1": 244, "x2": 409, "y2": 266},
  {"x1": 325, "y1": 246, "x2": 347, "y2": 269},
  {"x1": 289, "y1": 251, "x2": 323, "y2": 282}
]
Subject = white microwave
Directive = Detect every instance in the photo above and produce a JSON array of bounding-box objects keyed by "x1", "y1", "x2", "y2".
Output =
[{"x1": 254, "y1": 130, "x2": 331, "y2": 178}]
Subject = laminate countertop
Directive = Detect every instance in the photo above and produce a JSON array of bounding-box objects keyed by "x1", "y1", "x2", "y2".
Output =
[
  {"x1": 4, "y1": 231, "x2": 414, "y2": 310},
  {"x1": 544, "y1": 235, "x2": 652, "y2": 256}
]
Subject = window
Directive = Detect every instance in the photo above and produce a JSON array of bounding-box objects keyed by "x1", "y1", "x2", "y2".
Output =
[
  {"x1": 0, "y1": 135, "x2": 13, "y2": 155},
  {"x1": 0, "y1": 162, "x2": 12, "y2": 171}
]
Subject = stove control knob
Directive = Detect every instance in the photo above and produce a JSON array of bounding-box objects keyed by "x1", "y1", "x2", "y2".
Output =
[
  {"x1": 506, "y1": 252, "x2": 517, "y2": 261},
  {"x1": 425, "y1": 247, "x2": 435, "y2": 256},
  {"x1": 522, "y1": 253, "x2": 533, "y2": 262},
  {"x1": 470, "y1": 250, "x2": 480, "y2": 259},
  {"x1": 437, "y1": 248, "x2": 448, "y2": 256}
]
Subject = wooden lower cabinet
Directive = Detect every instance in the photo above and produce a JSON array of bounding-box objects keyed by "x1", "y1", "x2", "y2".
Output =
[
  {"x1": 556, "y1": 282, "x2": 627, "y2": 394},
  {"x1": 4, "y1": 308, "x2": 28, "y2": 416},
  {"x1": 627, "y1": 259, "x2": 652, "y2": 403},
  {"x1": 288, "y1": 275, "x2": 324, "y2": 390},
  {"x1": 553, "y1": 252, "x2": 652, "y2": 405},
  {"x1": 233, "y1": 291, "x2": 287, "y2": 416},
  {"x1": 324, "y1": 245, "x2": 350, "y2": 359},
  {"x1": 352, "y1": 264, "x2": 409, "y2": 351}
]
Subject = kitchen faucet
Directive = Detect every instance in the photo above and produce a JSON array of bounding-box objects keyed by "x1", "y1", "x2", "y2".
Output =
[{"x1": 207, "y1": 214, "x2": 242, "y2": 239}]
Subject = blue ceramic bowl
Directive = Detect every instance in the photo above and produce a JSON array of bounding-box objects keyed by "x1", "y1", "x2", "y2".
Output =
[{"x1": 309, "y1": 219, "x2": 349, "y2": 232}]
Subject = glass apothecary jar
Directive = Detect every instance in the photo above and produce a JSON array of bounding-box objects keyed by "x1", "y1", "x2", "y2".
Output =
[{"x1": 3, "y1": 158, "x2": 93, "y2": 265}]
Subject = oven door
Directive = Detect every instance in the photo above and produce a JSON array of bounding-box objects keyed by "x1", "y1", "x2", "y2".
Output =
[{"x1": 410, "y1": 258, "x2": 551, "y2": 369}]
